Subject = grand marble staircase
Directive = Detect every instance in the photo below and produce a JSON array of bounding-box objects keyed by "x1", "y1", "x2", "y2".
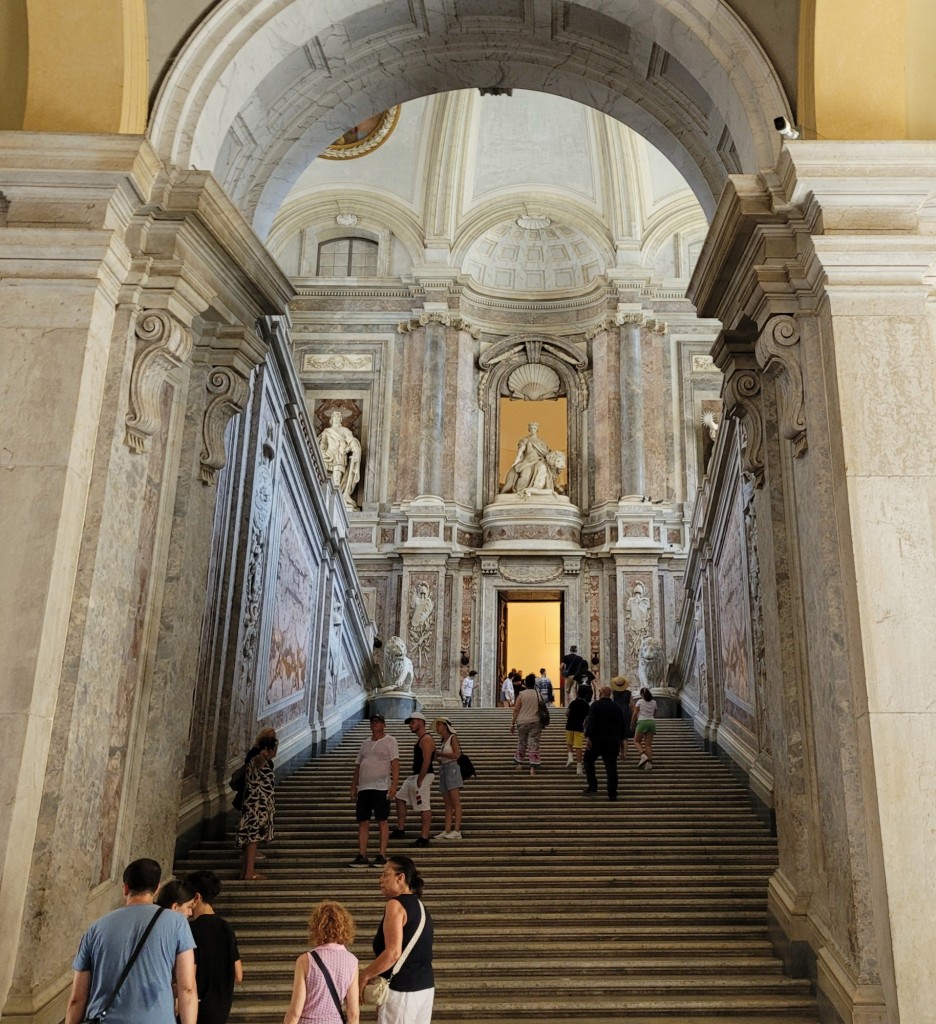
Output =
[{"x1": 176, "y1": 709, "x2": 819, "y2": 1023}]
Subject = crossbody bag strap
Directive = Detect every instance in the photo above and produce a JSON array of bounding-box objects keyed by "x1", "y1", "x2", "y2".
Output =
[
  {"x1": 389, "y1": 900, "x2": 426, "y2": 979},
  {"x1": 99, "y1": 906, "x2": 165, "y2": 1020},
  {"x1": 310, "y1": 950, "x2": 347, "y2": 1024}
]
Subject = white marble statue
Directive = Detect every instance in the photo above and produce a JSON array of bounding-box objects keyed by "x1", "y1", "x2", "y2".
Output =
[
  {"x1": 638, "y1": 635, "x2": 666, "y2": 689},
  {"x1": 500, "y1": 422, "x2": 565, "y2": 497},
  {"x1": 318, "y1": 409, "x2": 362, "y2": 507},
  {"x1": 380, "y1": 635, "x2": 415, "y2": 693}
]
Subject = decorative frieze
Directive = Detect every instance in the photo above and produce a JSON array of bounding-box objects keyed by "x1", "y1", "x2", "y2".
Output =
[
  {"x1": 303, "y1": 353, "x2": 374, "y2": 372},
  {"x1": 125, "y1": 309, "x2": 192, "y2": 453}
]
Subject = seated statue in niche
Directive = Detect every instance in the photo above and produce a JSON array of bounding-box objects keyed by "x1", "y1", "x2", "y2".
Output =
[
  {"x1": 318, "y1": 409, "x2": 362, "y2": 507},
  {"x1": 500, "y1": 422, "x2": 566, "y2": 498}
]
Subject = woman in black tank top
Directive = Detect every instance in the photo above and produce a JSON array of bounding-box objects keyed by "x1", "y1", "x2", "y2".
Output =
[{"x1": 359, "y1": 855, "x2": 434, "y2": 1023}]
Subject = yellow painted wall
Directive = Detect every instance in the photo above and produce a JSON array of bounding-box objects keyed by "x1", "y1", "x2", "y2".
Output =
[
  {"x1": 0, "y1": 0, "x2": 148, "y2": 132},
  {"x1": 799, "y1": 0, "x2": 936, "y2": 140},
  {"x1": 506, "y1": 602, "x2": 561, "y2": 686},
  {"x1": 0, "y1": 0, "x2": 28, "y2": 129}
]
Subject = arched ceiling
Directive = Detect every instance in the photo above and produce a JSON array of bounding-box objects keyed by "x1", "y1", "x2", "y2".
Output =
[
  {"x1": 266, "y1": 90, "x2": 709, "y2": 293},
  {"x1": 148, "y1": 0, "x2": 792, "y2": 239}
]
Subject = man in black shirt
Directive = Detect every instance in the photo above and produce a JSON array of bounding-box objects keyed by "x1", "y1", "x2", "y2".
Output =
[
  {"x1": 582, "y1": 686, "x2": 627, "y2": 801},
  {"x1": 392, "y1": 712, "x2": 436, "y2": 847},
  {"x1": 561, "y1": 645, "x2": 589, "y2": 704}
]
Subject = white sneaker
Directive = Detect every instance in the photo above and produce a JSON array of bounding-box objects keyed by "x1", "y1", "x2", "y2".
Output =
[
  {"x1": 565, "y1": 754, "x2": 574, "y2": 767},
  {"x1": 644, "y1": 760, "x2": 653, "y2": 771},
  {"x1": 638, "y1": 753, "x2": 648, "y2": 767},
  {"x1": 576, "y1": 764, "x2": 583, "y2": 775},
  {"x1": 435, "y1": 831, "x2": 452, "y2": 839},
  {"x1": 446, "y1": 831, "x2": 462, "y2": 840}
]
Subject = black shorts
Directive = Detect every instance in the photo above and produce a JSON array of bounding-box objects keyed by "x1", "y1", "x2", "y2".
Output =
[{"x1": 356, "y1": 789, "x2": 391, "y2": 822}]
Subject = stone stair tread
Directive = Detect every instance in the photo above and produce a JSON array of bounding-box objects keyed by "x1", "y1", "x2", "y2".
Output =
[{"x1": 178, "y1": 711, "x2": 817, "y2": 1024}]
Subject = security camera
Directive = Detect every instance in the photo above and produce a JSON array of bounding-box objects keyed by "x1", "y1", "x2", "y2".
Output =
[{"x1": 773, "y1": 116, "x2": 801, "y2": 141}]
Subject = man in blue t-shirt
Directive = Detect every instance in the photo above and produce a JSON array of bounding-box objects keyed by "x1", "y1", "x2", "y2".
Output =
[{"x1": 65, "y1": 858, "x2": 197, "y2": 1024}]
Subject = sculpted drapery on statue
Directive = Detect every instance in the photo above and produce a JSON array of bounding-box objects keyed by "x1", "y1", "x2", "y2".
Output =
[
  {"x1": 317, "y1": 410, "x2": 362, "y2": 507},
  {"x1": 500, "y1": 422, "x2": 566, "y2": 497}
]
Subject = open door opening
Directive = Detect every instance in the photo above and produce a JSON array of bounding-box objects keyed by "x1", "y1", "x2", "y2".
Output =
[{"x1": 496, "y1": 590, "x2": 563, "y2": 705}]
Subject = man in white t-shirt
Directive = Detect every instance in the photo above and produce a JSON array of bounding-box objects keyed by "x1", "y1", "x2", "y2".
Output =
[
  {"x1": 460, "y1": 670, "x2": 477, "y2": 707},
  {"x1": 350, "y1": 714, "x2": 400, "y2": 867}
]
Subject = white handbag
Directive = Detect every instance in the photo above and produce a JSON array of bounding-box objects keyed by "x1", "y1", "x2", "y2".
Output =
[{"x1": 362, "y1": 900, "x2": 426, "y2": 1006}]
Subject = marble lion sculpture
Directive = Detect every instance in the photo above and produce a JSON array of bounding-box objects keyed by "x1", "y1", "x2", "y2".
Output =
[
  {"x1": 381, "y1": 635, "x2": 415, "y2": 693},
  {"x1": 638, "y1": 635, "x2": 666, "y2": 689}
]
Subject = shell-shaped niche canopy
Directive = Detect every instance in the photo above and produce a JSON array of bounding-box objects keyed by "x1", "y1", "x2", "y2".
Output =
[{"x1": 506, "y1": 362, "x2": 562, "y2": 401}]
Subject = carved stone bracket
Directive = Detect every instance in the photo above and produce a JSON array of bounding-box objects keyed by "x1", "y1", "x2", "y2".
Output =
[
  {"x1": 562, "y1": 557, "x2": 582, "y2": 575},
  {"x1": 713, "y1": 325, "x2": 764, "y2": 486},
  {"x1": 125, "y1": 309, "x2": 193, "y2": 453},
  {"x1": 398, "y1": 312, "x2": 480, "y2": 338},
  {"x1": 756, "y1": 314, "x2": 808, "y2": 458},
  {"x1": 199, "y1": 366, "x2": 250, "y2": 484},
  {"x1": 480, "y1": 557, "x2": 499, "y2": 575},
  {"x1": 723, "y1": 367, "x2": 764, "y2": 485}
]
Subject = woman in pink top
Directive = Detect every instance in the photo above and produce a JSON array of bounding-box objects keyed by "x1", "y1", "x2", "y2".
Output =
[{"x1": 284, "y1": 901, "x2": 360, "y2": 1024}]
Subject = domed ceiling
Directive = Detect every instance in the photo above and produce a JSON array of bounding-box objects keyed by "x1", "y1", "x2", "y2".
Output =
[{"x1": 463, "y1": 218, "x2": 604, "y2": 292}]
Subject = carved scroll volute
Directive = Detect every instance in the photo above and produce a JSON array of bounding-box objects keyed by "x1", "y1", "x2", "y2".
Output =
[
  {"x1": 723, "y1": 368, "x2": 765, "y2": 486},
  {"x1": 125, "y1": 309, "x2": 193, "y2": 454},
  {"x1": 199, "y1": 367, "x2": 250, "y2": 485},
  {"x1": 756, "y1": 315, "x2": 808, "y2": 458}
]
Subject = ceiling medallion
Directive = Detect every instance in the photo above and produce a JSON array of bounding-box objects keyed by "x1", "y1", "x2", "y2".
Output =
[{"x1": 322, "y1": 107, "x2": 401, "y2": 161}]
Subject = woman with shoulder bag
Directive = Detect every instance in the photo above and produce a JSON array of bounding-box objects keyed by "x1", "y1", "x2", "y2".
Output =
[
  {"x1": 433, "y1": 718, "x2": 464, "y2": 840},
  {"x1": 284, "y1": 900, "x2": 359, "y2": 1024},
  {"x1": 510, "y1": 674, "x2": 544, "y2": 776},
  {"x1": 359, "y1": 856, "x2": 434, "y2": 1024}
]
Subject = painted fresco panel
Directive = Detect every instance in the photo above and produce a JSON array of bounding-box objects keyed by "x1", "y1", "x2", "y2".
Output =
[
  {"x1": 715, "y1": 488, "x2": 753, "y2": 711},
  {"x1": 264, "y1": 500, "x2": 316, "y2": 709}
]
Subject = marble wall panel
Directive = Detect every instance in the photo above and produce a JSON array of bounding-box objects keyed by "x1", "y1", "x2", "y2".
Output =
[{"x1": 95, "y1": 380, "x2": 174, "y2": 883}]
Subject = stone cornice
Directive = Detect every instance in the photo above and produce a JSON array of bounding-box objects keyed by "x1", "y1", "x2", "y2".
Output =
[{"x1": 691, "y1": 143, "x2": 936, "y2": 331}]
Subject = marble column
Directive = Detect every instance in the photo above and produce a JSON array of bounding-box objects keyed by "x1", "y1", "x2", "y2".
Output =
[
  {"x1": 419, "y1": 318, "x2": 446, "y2": 496},
  {"x1": 619, "y1": 317, "x2": 645, "y2": 497}
]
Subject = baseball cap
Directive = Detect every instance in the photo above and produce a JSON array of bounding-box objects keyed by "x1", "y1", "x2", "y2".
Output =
[
  {"x1": 369, "y1": 713, "x2": 386, "y2": 722},
  {"x1": 404, "y1": 711, "x2": 426, "y2": 724}
]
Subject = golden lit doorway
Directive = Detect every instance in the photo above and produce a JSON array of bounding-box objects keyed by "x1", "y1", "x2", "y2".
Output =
[{"x1": 497, "y1": 591, "x2": 563, "y2": 704}]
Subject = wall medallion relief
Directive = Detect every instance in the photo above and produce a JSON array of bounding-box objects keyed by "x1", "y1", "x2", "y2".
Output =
[{"x1": 498, "y1": 560, "x2": 564, "y2": 584}]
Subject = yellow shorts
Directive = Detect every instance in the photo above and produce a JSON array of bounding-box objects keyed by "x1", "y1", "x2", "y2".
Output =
[{"x1": 565, "y1": 730, "x2": 584, "y2": 749}]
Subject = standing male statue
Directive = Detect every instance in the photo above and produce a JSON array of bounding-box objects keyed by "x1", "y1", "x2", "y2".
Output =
[{"x1": 318, "y1": 409, "x2": 362, "y2": 507}]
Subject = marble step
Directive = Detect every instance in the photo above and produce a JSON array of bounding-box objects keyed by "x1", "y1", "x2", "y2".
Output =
[{"x1": 177, "y1": 714, "x2": 818, "y2": 1024}]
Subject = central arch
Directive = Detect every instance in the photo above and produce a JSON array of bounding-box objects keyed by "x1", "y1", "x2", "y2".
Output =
[{"x1": 148, "y1": 0, "x2": 791, "y2": 237}]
